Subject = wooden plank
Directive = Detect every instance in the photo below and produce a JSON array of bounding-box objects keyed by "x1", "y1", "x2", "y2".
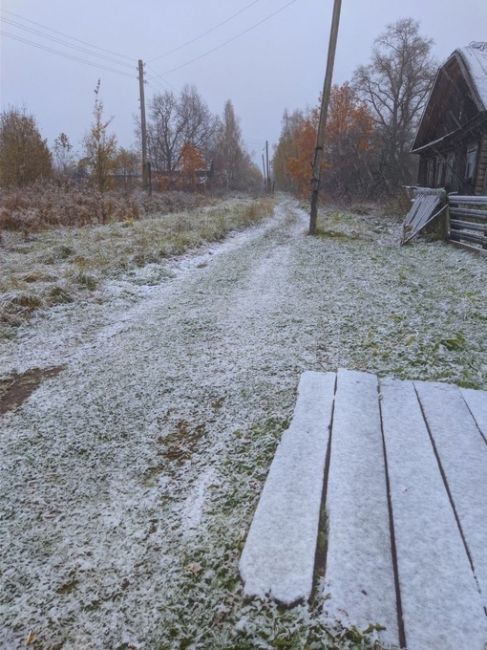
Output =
[
  {"x1": 381, "y1": 378, "x2": 487, "y2": 650},
  {"x1": 450, "y1": 219, "x2": 487, "y2": 232},
  {"x1": 239, "y1": 371, "x2": 335, "y2": 605},
  {"x1": 449, "y1": 240, "x2": 487, "y2": 256},
  {"x1": 462, "y1": 387, "x2": 487, "y2": 445},
  {"x1": 322, "y1": 369, "x2": 398, "y2": 646},
  {"x1": 450, "y1": 207, "x2": 487, "y2": 220},
  {"x1": 450, "y1": 231, "x2": 486, "y2": 245},
  {"x1": 402, "y1": 194, "x2": 444, "y2": 244},
  {"x1": 449, "y1": 195, "x2": 487, "y2": 205},
  {"x1": 415, "y1": 381, "x2": 487, "y2": 608}
]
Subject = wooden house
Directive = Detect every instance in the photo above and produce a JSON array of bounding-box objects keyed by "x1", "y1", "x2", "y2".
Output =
[{"x1": 412, "y1": 42, "x2": 487, "y2": 195}]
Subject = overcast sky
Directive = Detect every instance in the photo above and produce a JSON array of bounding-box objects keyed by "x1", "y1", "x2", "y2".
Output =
[{"x1": 1, "y1": 0, "x2": 486, "y2": 162}]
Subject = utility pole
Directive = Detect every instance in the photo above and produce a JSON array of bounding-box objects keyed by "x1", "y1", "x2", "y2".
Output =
[
  {"x1": 309, "y1": 0, "x2": 342, "y2": 234},
  {"x1": 138, "y1": 59, "x2": 149, "y2": 192},
  {"x1": 265, "y1": 140, "x2": 270, "y2": 193},
  {"x1": 262, "y1": 153, "x2": 267, "y2": 192}
]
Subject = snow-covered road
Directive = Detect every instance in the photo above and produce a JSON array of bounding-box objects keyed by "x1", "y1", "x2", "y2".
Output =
[
  {"x1": 1, "y1": 196, "x2": 487, "y2": 649},
  {"x1": 1, "y1": 198, "x2": 315, "y2": 649}
]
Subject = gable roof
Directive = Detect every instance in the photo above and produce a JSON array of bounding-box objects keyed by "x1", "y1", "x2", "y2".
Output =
[
  {"x1": 458, "y1": 42, "x2": 487, "y2": 110},
  {"x1": 412, "y1": 42, "x2": 487, "y2": 153}
]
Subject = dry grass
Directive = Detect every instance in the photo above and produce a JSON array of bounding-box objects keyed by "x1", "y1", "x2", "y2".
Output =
[
  {"x1": 0, "y1": 196, "x2": 275, "y2": 338},
  {"x1": 0, "y1": 185, "x2": 214, "y2": 235}
]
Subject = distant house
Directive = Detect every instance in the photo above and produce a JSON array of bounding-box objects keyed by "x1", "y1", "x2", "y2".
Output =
[{"x1": 412, "y1": 42, "x2": 487, "y2": 195}]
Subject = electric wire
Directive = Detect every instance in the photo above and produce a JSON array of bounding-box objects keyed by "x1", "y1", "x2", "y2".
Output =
[
  {"x1": 0, "y1": 17, "x2": 135, "y2": 69},
  {"x1": 157, "y1": 0, "x2": 297, "y2": 76},
  {"x1": 145, "y1": 65, "x2": 178, "y2": 91},
  {"x1": 1, "y1": 30, "x2": 136, "y2": 79},
  {"x1": 0, "y1": 8, "x2": 134, "y2": 63},
  {"x1": 148, "y1": 0, "x2": 262, "y2": 63}
]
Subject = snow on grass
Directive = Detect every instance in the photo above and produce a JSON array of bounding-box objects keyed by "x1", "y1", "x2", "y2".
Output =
[
  {"x1": 0, "y1": 197, "x2": 486, "y2": 648},
  {"x1": 0, "y1": 196, "x2": 274, "y2": 341}
]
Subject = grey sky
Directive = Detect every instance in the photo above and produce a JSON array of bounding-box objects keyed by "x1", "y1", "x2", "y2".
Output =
[{"x1": 1, "y1": 0, "x2": 486, "y2": 162}]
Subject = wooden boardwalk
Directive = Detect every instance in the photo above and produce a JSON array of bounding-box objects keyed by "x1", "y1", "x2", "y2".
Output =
[{"x1": 240, "y1": 370, "x2": 487, "y2": 650}]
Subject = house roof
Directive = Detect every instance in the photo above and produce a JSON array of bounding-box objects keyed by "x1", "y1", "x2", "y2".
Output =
[
  {"x1": 457, "y1": 42, "x2": 487, "y2": 110},
  {"x1": 412, "y1": 42, "x2": 487, "y2": 153}
]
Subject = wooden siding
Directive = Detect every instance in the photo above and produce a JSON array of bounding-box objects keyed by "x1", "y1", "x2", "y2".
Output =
[
  {"x1": 449, "y1": 194, "x2": 487, "y2": 253},
  {"x1": 475, "y1": 132, "x2": 487, "y2": 194}
]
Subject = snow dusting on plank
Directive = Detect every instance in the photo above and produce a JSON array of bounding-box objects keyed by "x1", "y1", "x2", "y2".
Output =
[
  {"x1": 415, "y1": 380, "x2": 487, "y2": 608},
  {"x1": 381, "y1": 378, "x2": 487, "y2": 650},
  {"x1": 239, "y1": 371, "x2": 335, "y2": 605},
  {"x1": 322, "y1": 369, "x2": 398, "y2": 646},
  {"x1": 462, "y1": 387, "x2": 487, "y2": 445}
]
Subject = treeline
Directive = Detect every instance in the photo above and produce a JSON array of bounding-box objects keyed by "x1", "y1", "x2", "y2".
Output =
[
  {"x1": 0, "y1": 82, "x2": 261, "y2": 193},
  {"x1": 273, "y1": 18, "x2": 437, "y2": 200}
]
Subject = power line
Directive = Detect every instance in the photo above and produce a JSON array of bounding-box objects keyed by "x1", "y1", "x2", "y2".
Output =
[
  {"x1": 157, "y1": 0, "x2": 297, "y2": 76},
  {"x1": 148, "y1": 0, "x2": 262, "y2": 63},
  {"x1": 1, "y1": 31, "x2": 136, "y2": 79},
  {"x1": 145, "y1": 64, "x2": 178, "y2": 91},
  {"x1": 0, "y1": 8, "x2": 134, "y2": 63},
  {"x1": 0, "y1": 17, "x2": 135, "y2": 69}
]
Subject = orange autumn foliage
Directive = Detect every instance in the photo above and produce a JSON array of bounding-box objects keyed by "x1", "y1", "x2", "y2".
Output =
[
  {"x1": 286, "y1": 117, "x2": 317, "y2": 197},
  {"x1": 326, "y1": 83, "x2": 373, "y2": 153},
  {"x1": 281, "y1": 84, "x2": 374, "y2": 198},
  {"x1": 180, "y1": 143, "x2": 206, "y2": 184}
]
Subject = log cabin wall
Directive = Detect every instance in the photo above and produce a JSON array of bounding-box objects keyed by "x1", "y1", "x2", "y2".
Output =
[
  {"x1": 412, "y1": 44, "x2": 487, "y2": 196},
  {"x1": 475, "y1": 132, "x2": 487, "y2": 194},
  {"x1": 417, "y1": 130, "x2": 487, "y2": 194}
]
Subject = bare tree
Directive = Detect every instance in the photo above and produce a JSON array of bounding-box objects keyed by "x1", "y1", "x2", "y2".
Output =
[
  {"x1": 353, "y1": 18, "x2": 436, "y2": 191},
  {"x1": 147, "y1": 85, "x2": 216, "y2": 175},
  {"x1": 0, "y1": 108, "x2": 52, "y2": 187},
  {"x1": 53, "y1": 132, "x2": 76, "y2": 185},
  {"x1": 214, "y1": 100, "x2": 245, "y2": 189},
  {"x1": 147, "y1": 90, "x2": 180, "y2": 174}
]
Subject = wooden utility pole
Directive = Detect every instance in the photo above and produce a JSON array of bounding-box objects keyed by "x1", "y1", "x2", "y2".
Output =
[
  {"x1": 262, "y1": 153, "x2": 267, "y2": 191},
  {"x1": 138, "y1": 59, "x2": 149, "y2": 192},
  {"x1": 265, "y1": 140, "x2": 270, "y2": 193},
  {"x1": 309, "y1": 0, "x2": 342, "y2": 234}
]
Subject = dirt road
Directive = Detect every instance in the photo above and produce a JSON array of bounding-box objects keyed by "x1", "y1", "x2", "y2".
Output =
[{"x1": 1, "y1": 197, "x2": 486, "y2": 649}]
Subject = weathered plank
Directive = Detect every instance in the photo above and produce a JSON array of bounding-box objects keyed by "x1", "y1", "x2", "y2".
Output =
[
  {"x1": 415, "y1": 381, "x2": 487, "y2": 608},
  {"x1": 239, "y1": 371, "x2": 335, "y2": 605},
  {"x1": 450, "y1": 219, "x2": 487, "y2": 232},
  {"x1": 462, "y1": 387, "x2": 487, "y2": 445},
  {"x1": 401, "y1": 193, "x2": 444, "y2": 244},
  {"x1": 381, "y1": 378, "x2": 487, "y2": 650},
  {"x1": 322, "y1": 369, "x2": 398, "y2": 646}
]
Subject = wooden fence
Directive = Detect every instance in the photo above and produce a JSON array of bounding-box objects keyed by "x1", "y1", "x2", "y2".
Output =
[{"x1": 448, "y1": 194, "x2": 487, "y2": 254}]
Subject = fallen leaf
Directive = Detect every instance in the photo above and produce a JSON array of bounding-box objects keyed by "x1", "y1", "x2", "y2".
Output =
[{"x1": 185, "y1": 562, "x2": 202, "y2": 576}]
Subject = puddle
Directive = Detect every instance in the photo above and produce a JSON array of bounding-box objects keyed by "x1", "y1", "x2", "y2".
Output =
[{"x1": 0, "y1": 365, "x2": 65, "y2": 415}]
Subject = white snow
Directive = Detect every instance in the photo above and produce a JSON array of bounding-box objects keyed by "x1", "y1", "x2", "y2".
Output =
[
  {"x1": 322, "y1": 369, "x2": 398, "y2": 646},
  {"x1": 415, "y1": 380, "x2": 487, "y2": 609},
  {"x1": 1, "y1": 197, "x2": 487, "y2": 648},
  {"x1": 239, "y1": 370, "x2": 335, "y2": 605},
  {"x1": 381, "y1": 377, "x2": 487, "y2": 650},
  {"x1": 462, "y1": 387, "x2": 487, "y2": 444},
  {"x1": 459, "y1": 42, "x2": 487, "y2": 109}
]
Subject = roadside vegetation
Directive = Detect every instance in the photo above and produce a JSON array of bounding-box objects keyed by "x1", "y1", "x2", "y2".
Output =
[
  {"x1": 0, "y1": 196, "x2": 274, "y2": 339},
  {"x1": 273, "y1": 19, "x2": 436, "y2": 202}
]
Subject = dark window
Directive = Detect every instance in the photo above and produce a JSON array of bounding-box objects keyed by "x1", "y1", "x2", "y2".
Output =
[
  {"x1": 436, "y1": 156, "x2": 445, "y2": 186},
  {"x1": 445, "y1": 152, "x2": 455, "y2": 186},
  {"x1": 426, "y1": 158, "x2": 435, "y2": 186},
  {"x1": 465, "y1": 145, "x2": 478, "y2": 181}
]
